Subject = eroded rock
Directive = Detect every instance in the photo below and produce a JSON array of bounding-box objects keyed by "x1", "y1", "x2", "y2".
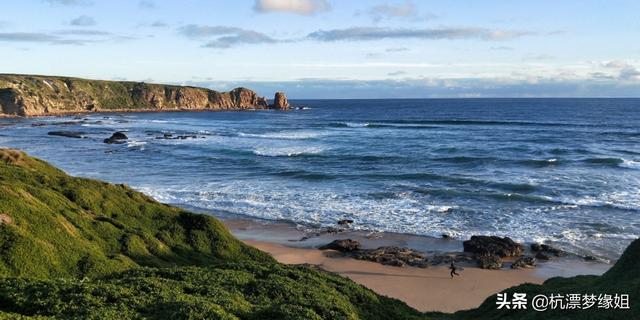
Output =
[
  {"x1": 48, "y1": 131, "x2": 85, "y2": 139},
  {"x1": 270, "y1": 92, "x2": 290, "y2": 110},
  {"x1": 531, "y1": 243, "x2": 564, "y2": 257},
  {"x1": 511, "y1": 256, "x2": 537, "y2": 269},
  {"x1": 104, "y1": 132, "x2": 128, "y2": 144},
  {"x1": 352, "y1": 246, "x2": 429, "y2": 268},
  {"x1": 477, "y1": 254, "x2": 503, "y2": 270},
  {"x1": 463, "y1": 236, "x2": 524, "y2": 257},
  {"x1": 319, "y1": 239, "x2": 361, "y2": 252}
]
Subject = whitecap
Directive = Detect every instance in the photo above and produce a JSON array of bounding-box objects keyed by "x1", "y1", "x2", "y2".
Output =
[
  {"x1": 239, "y1": 130, "x2": 328, "y2": 140},
  {"x1": 620, "y1": 159, "x2": 640, "y2": 169},
  {"x1": 253, "y1": 146, "x2": 325, "y2": 157}
]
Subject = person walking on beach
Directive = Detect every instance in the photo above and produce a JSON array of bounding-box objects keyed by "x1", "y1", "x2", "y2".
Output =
[{"x1": 450, "y1": 261, "x2": 460, "y2": 278}]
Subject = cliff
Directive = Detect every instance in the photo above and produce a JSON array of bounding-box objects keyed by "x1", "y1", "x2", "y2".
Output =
[{"x1": 0, "y1": 74, "x2": 285, "y2": 117}]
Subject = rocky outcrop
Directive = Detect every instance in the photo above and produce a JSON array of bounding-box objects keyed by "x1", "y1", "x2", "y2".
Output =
[
  {"x1": 270, "y1": 92, "x2": 290, "y2": 110},
  {"x1": 531, "y1": 243, "x2": 564, "y2": 257},
  {"x1": 511, "y1": 256, "x2": 537, "y2": 269},
  {"x1": 104, "y1": 132, "x2": 128, "y2": 144},
  {"x1": 0, "y1": 74, "x2": 285, "y2": 116},
  {"x1": 352, "y1": 246, "x2": 430, "y2": 268},
  {"x1": 477, "y1": 254, "x2": 502, "y2": 269},
  {"x1": 319, "y1": 239, "x2": 362, "y2": 252},
  {"x1": 48, "y1": 131, "x2": 85, "y2": 139},
  {"x1": 463, "y1": 236, "x2": 525, "y2": 257}
]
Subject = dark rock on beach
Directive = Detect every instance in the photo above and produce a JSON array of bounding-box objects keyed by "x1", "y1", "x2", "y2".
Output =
[
  {"x1": 337, "y1": 219, "x2": 354, "y2": 225},
  {"x1": 463, "y1": 235, "x2": 524, "y2": 257},
  {"x1": 477, "y1": 254, "x2": 503, "y2": 270},
  {"x1": 531, "y1": 243, "x2": 564, "y2": 257},
  {"x1": 104, "y1": 132, "x2": 128, "y2": 144},
  {"x1": 535, "y1": 252, "x2": 551, "y2": 261},
  {"x1": 48, "y1": 131, "x2": 85, "y2": 139},
  {"x1": 319, "y1": 239, "x2": 361, "y2": 252},
  {"x1": 511, "y1": 256, "x2": 537, "y2": 269},
  {"x1": 352, "y1": 246, "x2": 429, "y2": 268}
]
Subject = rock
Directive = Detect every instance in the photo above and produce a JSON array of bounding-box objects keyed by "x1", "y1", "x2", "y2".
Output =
[
  {"x1": 442, "y1": 234, "x2": 452, "y2": 240},
  {"x1": 511, "y1": 256, "x2": 537, "y2": 269},
  {"x1": 535, "y1": 252, "x2": 551, "y2": 261},
  {"x1": 48, "y1": 131, "x2": 85, "y2": 139},
  {"x1": 477, "y1": 254, "x2": 503, "y2": 270},
  {"x1": 463, "y1": 236, "x2": 524, "y2": 257},
  {"x1": 428, "y1": 252, "x2": 473, "y2": 266},
  {"x1": 104, "y1": 132, "x2": 128, "y2": 144},
  {"x1": 319, "y1": 239, "x2": 361, "y2": 252},
  {"x1": 270, "y1": 92, "x2": 290, "y2": 110},
  {"x1": 337, "y1": 219, "x2": 354, "y2": 225},
  {"x1": 352, "y1": 246, "x2": 429, "y2": 268},
  {"x1": 530, "y1": 243, "x2": 564, "y2": 257},
  {"x1": 155, "y1": 134, "x2": 199, "y2": 140},
  {"x1": 584, "y1": 255, "x2": 598, "y2": 261},
  {"x1": 0, "y1": 214, "x2": 12, "y2": 225}
]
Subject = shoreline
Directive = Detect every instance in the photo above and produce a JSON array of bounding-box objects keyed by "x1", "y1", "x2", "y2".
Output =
[
  {"x1": 221, "y1": 217, "x2": 612, "y2": 313},
  {"x1": 0, "y1": 107, "x2": 283, "y2": 119}
]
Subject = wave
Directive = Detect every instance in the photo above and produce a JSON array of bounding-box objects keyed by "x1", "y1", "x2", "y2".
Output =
[
  {"x1": 330, "y1": 119, "x2": 582, "y2": 128},
  {"x1": 519, "y1": 158, "x2": 560, "y2": 167},
  {"x1": 581, "y1": 157, "x2": 640, "y2": 169},
  {"x1": 583, "y1": 157, "x2": 624, "y2": 165},
  {"x1": 364, "y1": 123, "x2": 441, "y2": 130},
  {"x1": 620, "y1": 159, "x2": 640, "y2": 169},
  {"x1": 328, "y1": 122, "x2": 369, "y2": 128},
  {"x1": 238, "y1": 130, "x2": 327, "y2": 140},
  {"x1": 271, "y1": 169, "x2": 335, "y2": 181},
  {"x1": 253, "y1": 146, "x2": 325, "y2": 157}
]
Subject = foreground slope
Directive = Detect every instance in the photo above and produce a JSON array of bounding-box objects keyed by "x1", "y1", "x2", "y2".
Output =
[
  {"x1": 0, "y1": 148, "x2": 272, "y2": 278},
  {"x1": 0, "y1": 74, "x2": 282, "y2": 117},
  {"x1": 0, "y1": 149, "x2": 423, "y2": 319}
]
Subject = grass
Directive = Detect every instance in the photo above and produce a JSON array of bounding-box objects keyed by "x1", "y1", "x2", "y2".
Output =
[{"x1": 0, "y1": 148, "x2": 638, "y2": 319}]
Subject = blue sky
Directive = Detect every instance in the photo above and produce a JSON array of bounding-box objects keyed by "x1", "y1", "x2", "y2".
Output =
[{"x1": 1, "y1": 0, "x2": 639, "y2": 98}]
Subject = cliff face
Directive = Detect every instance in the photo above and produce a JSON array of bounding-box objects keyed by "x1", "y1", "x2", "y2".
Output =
[{"x1": 0, "y1": 74, "x2": 277, "y2": 116}]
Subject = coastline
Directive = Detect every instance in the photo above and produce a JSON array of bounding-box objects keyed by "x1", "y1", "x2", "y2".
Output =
[
  {"x1": 0, "y1": 107, "x2": 276, "y2": 119},
  {"x1": 222, "y1": 217, "x2": 612, "y2": 313}
]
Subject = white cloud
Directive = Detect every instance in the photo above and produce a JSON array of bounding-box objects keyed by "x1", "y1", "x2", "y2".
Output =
[{"x1": 254, "y1": 0, "x2": 330, "y2": 16}]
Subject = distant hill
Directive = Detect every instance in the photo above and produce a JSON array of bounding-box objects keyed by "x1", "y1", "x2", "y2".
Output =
[{"x1": 0, "y1": 74, "x2": 286, "y2": 117}]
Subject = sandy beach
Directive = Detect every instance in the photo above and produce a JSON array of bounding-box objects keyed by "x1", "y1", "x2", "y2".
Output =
[{"x1": 224, "y1": 218, "x2": 612, "y2": 313}]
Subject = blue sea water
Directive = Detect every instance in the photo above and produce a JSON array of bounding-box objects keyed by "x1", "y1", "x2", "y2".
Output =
[{"x1": 1, "y1": 98, "x2": 639, "y2": 259}]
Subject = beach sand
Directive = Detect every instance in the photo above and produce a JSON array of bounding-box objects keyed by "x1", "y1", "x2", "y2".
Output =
[
  {"x1": 246, "y1": 239, "x2": 542, "y2": 313},
  {"x1": 223, "y1": 218, "x2": 611, "y2": 313}
]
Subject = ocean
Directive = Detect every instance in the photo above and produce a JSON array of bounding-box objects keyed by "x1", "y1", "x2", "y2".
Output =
[{"x1": 1, "y1": 98, "x2": 639, "y2": 260}]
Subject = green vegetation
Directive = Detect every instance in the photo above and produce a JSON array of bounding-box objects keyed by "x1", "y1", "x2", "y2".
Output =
[
  {"x1": 0, "y1": 148, "x2": 637, "y2": 319},
  {"x1": 0, "y1": 149, "x2": 424, "y2": 319},
  {"x1": 0, "y1": 149, "x2": 270, "y2": 279}
]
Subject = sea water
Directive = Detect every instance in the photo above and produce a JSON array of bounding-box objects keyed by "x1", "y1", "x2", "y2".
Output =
[{"x1": 1, "y1": 98, "x2": 638, "y2": 260}]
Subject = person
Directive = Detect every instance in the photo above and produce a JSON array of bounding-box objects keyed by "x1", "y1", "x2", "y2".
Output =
[{"x1": 450, "y1": 261, "x2": 460, "y2": 278}]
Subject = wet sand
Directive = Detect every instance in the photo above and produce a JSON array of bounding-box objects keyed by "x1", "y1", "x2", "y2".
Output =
[{"x1": 223, "y1": 218, "x2": 611, "y2": 313}]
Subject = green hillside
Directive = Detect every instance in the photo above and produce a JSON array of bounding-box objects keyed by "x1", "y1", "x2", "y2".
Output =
[{"x1": 0, "y1": 149, "x2": 423, "y2": 319}]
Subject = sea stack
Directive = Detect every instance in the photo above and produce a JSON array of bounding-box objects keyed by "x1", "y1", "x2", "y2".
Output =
[{"x1": 271, "y1": 92, "x2": 290, "y2": 110}]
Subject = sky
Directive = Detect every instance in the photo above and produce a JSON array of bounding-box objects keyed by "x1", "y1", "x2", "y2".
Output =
[{"x1": 1, "y1": 0, "x2": 639, "y2": 98}]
